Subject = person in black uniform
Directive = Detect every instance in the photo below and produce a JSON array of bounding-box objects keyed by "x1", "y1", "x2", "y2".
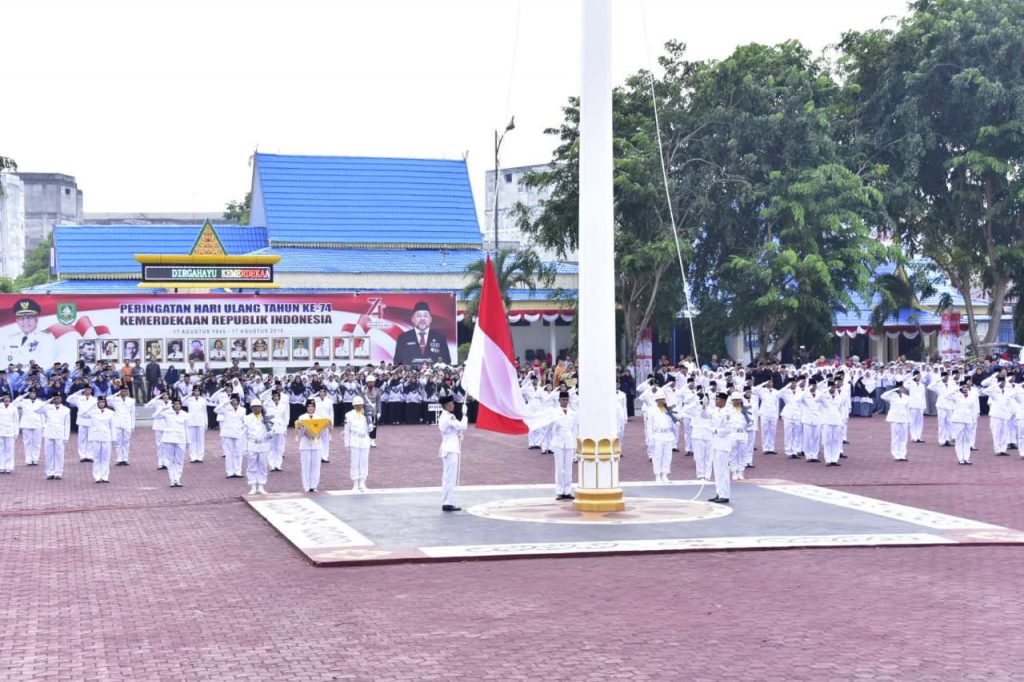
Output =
[{"x1": 393, "y1": 302, "x2": 452, "y2": 368}]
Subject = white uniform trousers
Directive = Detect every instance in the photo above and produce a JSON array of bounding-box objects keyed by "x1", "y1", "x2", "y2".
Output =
[
  {"x1": 908, "y1": 408, "x2": 924, "y2": 441},
  {"x1": 890, "y1": 423, "x2": 909, "y2": 459},
  {"x1": 0, "y1": 435, "x2": 15, "y2": 471},
  {"x1": 729, "y1": 439, "x2": 746, "y2": 475},
  {"x1": 154, "y1": 431, "x2": 167, "y2": 468},
  {"x1": 319, "y1": 430, "x2": 331, "y2": 462},
  {"x1": 968, "y1": 419, "x2": 978, "y2": 448},
  {"x1": 692, "y1": 438, "x2": 711, "y2": 479},
  {"x1": 990, "y1": 417, "x2": 1010, "y2": 455},
  {"x1": 949, "y1": 422, "x2": 971, "y2": 463},
  {"x1": 247, "y1": 449, "x2": 269, "y2": 486},
  {"x1": 165, "y1": 443, "x2": 185, "y2": 485},
  {"x1": 349, "y1": 446, "x2": 370, "y2": 484},
  {"x1": 44, "y1": 438, "x2": 65, "y2": 477},
  {"x1": 936, "y1": 409, "x2": 952, "y2": 444},
  {"x1": 784, "y1": 419, "x2": 802, "y2": 456},
  {"x1": 670, "y1": 421, "x2": 680, "y2": 447},
  {"x1": 760, "y1": 416, "x2": 778, "y2": 453},
  {"x1": 300, "y1": 446, "x2": 322, "y2": 492},
  {"x1": 822, "y1": 424, "x2": 842, "y2": 464},
  {"x1": 711, "y1": 446, "x2": 731, "y2": 499},
  {"x1": 841, "y1": 417, "x2": 849, "y2": 443},
  {"x1": 682, "y1": 419, "x2": 693, "y2": 453},
  {"x1": 744, "y1": 430, "x2": 756, "y2": 466},
  {"x1": 527, "y1": 426, "x2": 543, "y2": 448},
  {"x1": 553, "y1": 446, "x2": 574, "y2": 495},
  {"x1": 269, "y1": 434, "x2": 286, "y2": 470},
  {"x1": 221, "y1": 436, "x2": 243, "y2": 476},
  {"x1": 77, "y1": 424, "x2": 91, "y2": 461},
  {"x1": 1016, "y1": 419, "x2": 1024, "y2": 455},
  {"x1": 92, "y1": 441, "x2": 112, "y2": 482},
  {"x1": 187, "y1": 426, "x2": 205, "y2": 462},
  {"x1": 114, "y1": 427, "x2": 131, "y2": 463},
  {"x1": 650, "y1": 441, "x2": 672, "y2": 480},
  {"x1": 22, "y1": 428, "x2": 42, "y2": 464},
  {"x1": 802, "y1": 424, "x2": 821, "y2": 461},
  {"x1": 441, "y1": 450, "x2": 459, "y2": 506}
]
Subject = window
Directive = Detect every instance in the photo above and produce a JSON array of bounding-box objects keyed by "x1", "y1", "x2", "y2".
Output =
[
  {"x1": 64, "y1": 188, "x2": 71, "y2": 195},
  {"x1": 504, "y1": 173, "x2": 513, "y2": 183}
]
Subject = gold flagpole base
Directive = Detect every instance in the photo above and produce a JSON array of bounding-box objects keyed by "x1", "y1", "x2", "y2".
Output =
[{"x1": 573, "y1": 487, "x2": 625, "y2": 512}]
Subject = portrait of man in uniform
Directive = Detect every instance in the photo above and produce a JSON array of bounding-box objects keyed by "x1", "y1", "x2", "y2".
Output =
[
  {"x1": 251, "y1": 338, "x2": 270, "y2": 361},
  {"x1": 100, "y1": 339, "x2": 119, "y2": 361},
  {"x1": 3, "y1": 298, "x2": 57, "y2": 368},
  {"x1": 334, "y1": 336, "x2": 351, "y2": 360},
  {"x1": 272, "y1": 338, "x2": 290, "y2": 360},
  {"x1": 392, "y1": 301, "x2": 451, "y2": 367},
  {"x1": 188, "y1": 339, "x2": 206, "y2": 362}
]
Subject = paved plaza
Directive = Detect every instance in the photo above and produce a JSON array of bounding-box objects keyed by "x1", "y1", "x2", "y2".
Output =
[{"x1": 3, "y1": 415, "x2": 1024, "y2": 680}]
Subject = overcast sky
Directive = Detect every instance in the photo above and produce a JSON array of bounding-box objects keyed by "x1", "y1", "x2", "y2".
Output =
[{"x1": 3, "y1": 0, "x2": 909, "y2": 222}]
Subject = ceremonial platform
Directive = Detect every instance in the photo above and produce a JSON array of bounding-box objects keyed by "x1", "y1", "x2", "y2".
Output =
[{"x1": 245, "y1": 479, "x2": 1024, "y2": 566}]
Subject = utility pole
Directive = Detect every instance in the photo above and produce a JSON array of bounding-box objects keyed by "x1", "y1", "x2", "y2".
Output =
[{"x1": 492, "y1": 116, "x2": 515, "y2": 253}]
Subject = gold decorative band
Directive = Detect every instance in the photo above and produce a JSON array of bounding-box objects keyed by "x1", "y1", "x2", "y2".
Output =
[
  {"x1": 576, "y1": 436, "x2": 621, "y2": 460},
  {"x1": 573, "y1": 488, "x2": 625, "y2": 512}
]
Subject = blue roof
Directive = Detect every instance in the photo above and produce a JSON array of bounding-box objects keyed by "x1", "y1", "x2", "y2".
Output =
[
  {"x1": 20, "y1": 279, "x2": 167, "y2": 294},
  {"x1": 251, "y1": 247, "x2": 578, "y2": 276},
  {"x1": 53, "y1": 224, "x2": 269, "y2": 274},
  {"x1": 251, "y1": 153, "x2": 483, "y2": 247}
]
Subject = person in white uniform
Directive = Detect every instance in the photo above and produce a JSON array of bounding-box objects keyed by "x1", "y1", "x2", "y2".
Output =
[
  {"x1": 943, "y1": 382, "x2": 977, "y2": 465},
  {"x1": 780, "y1": 380, "x2": 804, "y2": 458},
  {"x1": 906, "y1": 372, "x2": 927, "y2": 443},
  {"x1": 549, "y1": 391, "x2": 579, "y2": 498},
  {"x1": 680, "y1": 391, "x2": 714, "y2": 480},
  {"x1": 66, "y1": 385, "x2": 97, "y2": 462},
  {"x1": 215, "y1": 394, "x2": 246, "y2": 478},
  {"x1": 41, "y1": 393, "x2": 71, "y2": 480},
  {"x1": 108, "y1": 386, "x2": 136, "y2": 466},
  {"x1": 0, "y1": 394, "x2": 20, "y2": 473},
  {"x1": 155, "y1": 398, "x2": 188, "y2": 487},
  {"x1": 708, "y1": 392, "x2": 734, "y2": 504},
  {"x1": 313, "y1": 388, "x2": 335, "y2": 462},
  {"x1": 437, "y1": 394, "x2": 467, "y2": 511},
  {"x1": 820, "y1": 382, "x2": 845, "y2": 466},
  {"x1": 980, "y1": 374, "x2": 1013, "y2": 456},
  {"x1": 80, "y1": 396, "x2": 115, "y2": 483},
  {"x1": 145, "y1": 391, "x2": 171, "y2": 470},
  {"x1": 13, "y1": 388, "x2": 44, "y2": 466},
  {"x1": 753, "y1": 380, "x2": 780, "y2": 454},
  {"x1": 344, "y1": 396, "x2": 372, "y2": 492},
  {"x1": 184, "y1": 386, "x2": 208, "y2": 463},
  {"x1": 263, "y1": 390, "x2": 290, "y2": 471},
  {"x1": 881, "y1": 383, "x2": 912, "y2": 461},
  {"x1": 647, "y1": 389, "x2": 677, "y2": 483},
  {"x1": 296, "y1": 399, "x2": 323, "y2": 492},
  {"x1": 243, "y1": 399, "x2": 272, "y2": 495}
]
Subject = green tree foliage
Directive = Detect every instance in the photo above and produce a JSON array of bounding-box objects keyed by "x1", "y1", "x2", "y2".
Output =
[
  {"x1": 840, "y1": 0, "x2": 1024, "y2": 350},
  {"x1": 513, "y1": 68, "x2": 689, "y2": 366},
  {"x1": 681, "y1": 41, "x2": 886, "y2": 360},
  {"x1": 223, "y1": 191, "x2": 251, "y2": 225},
  {"x1": 15, "y1": 237, "x2": 52, "y2": 290},
  {"x1": 461, "y1": 247, "x2": 556, "y2": 322}
]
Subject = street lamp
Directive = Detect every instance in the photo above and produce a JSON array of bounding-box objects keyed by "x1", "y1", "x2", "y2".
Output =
[{"x1": 493, "y1": 116, "x2": 515, "y2": 253}]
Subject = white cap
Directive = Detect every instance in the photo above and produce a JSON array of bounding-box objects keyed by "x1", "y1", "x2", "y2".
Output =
[
  {"x1": 352, "y1": 396, "x2": 365, "y2": 406},
  {"x1": 652, "y1": 389, "x2": 665, "y2": 401},
  {"x1": 250, "y1": 399, "x2": 262, "y2": 407},
  {"x1": 729, "y1": 392, "x2": 744, "y2": 402}
]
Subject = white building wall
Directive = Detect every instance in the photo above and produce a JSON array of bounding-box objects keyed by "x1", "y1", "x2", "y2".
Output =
[
  {"x1": 484, "y1": 164, "x2": 577, "y2": 262},
  {"x1": 0, "y1": 174, "x2": 26, "y2": 278}
]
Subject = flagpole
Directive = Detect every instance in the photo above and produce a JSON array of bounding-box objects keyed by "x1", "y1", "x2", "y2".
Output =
[{"x1": 574, "y1": 0, "x2": 623, "y2": 512}]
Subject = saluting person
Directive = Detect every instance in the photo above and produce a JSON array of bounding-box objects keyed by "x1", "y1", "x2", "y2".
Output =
[{"x1": 437, "y1": 394, "x2": 467, "y2": 511}]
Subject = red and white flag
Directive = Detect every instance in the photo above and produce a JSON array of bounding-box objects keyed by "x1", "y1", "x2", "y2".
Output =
[{"x1": 462, "y1": 256, "x2": 542, "y2": 434}]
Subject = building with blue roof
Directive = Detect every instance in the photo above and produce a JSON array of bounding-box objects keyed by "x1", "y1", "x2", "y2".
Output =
[{"x1": 33, "y1": 152, "x2": 581, "y2": 361}]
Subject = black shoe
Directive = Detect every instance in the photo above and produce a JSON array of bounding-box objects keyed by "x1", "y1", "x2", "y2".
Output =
[
  {"x1": 971, "y1": 447, "x2": 978, "y2": 451},
  {"x1": 95, "y1": 480, "x2": 102, "y2": 484},
  {"x1": 28, "y1": 462, "x2": 38, "y2": 466},
  {"x1": 54, "y1": 475, "x2": 61, "y2": 479},
  {"x1": 1009, "y1": 443, "x2": 1018, "y2": 450},
  {"x1": 672, "y1": 448, "x2": 680, "y2": 453},
  {"x1": 556, "y1": 494, "x2": 569, "y2": 500},
  {"x1": 798, "y1": 452, "x2": 805, "y2": 457},
  {"x1": 566, "y1": 494, "x2": 575, "y2": 500},
  {"x1": 942, "y1": 443, "x2": 952, "y2": 447},
  {"x1": 964, "y1": 461, "x2": 973, "y2": 465},
  {"x1": 843, "y1": 440, "x2": 850, "y2": 444},
  {"x1": 441, "y1": 505, "x2": 462, "y2": 512},
  {"x1": 708, "y1": 496, "x2": 721, "y2": 502},
  {"x1": 997, "y1": 452, "x2": 1010, "y2": 456},
  {"x1": 46, "y1": 475, "x2": 54, "y2": 480},
  {"x1": 158, "y1": 465, "x2": 167, "y2": 470},
  {"x1": 839, "y1": 454, "x2": 848, "y2": 458},
  {"x1": 712, "y1": 497, "x2": 729, "y2": 504},
  {"x1": 745, "y1": 464, "x2": 754, "y2": 468},
  {"x1": 788, "y1": 454, "x2": 798, "y2": 459}
]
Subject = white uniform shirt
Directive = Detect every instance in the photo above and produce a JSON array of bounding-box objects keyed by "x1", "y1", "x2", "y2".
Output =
[
  {"x1": 0, "y1": 402, "x2": 20, "y2": 437},
  {"x1": 41, "y1": 403, "x2": 71, "y2": 441},
  {"x1": 343, "y1": 409, "x2": 371, "y2": 449},
  {"x1": 437, "y1": 409, "x2": 467, "y2": 455}
]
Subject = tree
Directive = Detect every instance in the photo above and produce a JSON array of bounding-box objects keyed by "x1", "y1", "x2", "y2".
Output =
[
  {"x1": 514, "y1": 60, "x2": 692, "y2": 366},
  {"x1": 868, "y1": 259, "x2": 943, "y2": 334},
  {"x1": 223, "y1": 191, "x2": 251, "y2": 225},
  {"x1": 15, "y1": 237, "x2": 52, "y2": 290},
  {"x1": 840, "y1": 0, "x2": 1024, "y2": 350},
  {"x1": 460, "y1": 247, "x2": 556, "y2": 322},
  {"x1": 680, "y1": 41, "x2": 886, "y2": 360}
]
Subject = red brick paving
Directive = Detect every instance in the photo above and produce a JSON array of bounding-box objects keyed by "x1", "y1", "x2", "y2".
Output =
[{"x1": 1, "y1": 414, "x2": 1023, "y2": 680}]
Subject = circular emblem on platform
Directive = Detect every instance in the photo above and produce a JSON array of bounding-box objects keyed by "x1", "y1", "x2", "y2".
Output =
[{"x1": 466, "y1": 497, "x2": 732, "y2": 525}]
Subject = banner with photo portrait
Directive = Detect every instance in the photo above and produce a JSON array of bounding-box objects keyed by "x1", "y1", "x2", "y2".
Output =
[{"x1": 0, "y1": 293, "x2": 457, "y2": 369}]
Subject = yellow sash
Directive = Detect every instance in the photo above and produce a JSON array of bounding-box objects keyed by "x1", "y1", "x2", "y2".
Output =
[{"x1": 295, "y1": 417, "x2": 331, "y2": 437}]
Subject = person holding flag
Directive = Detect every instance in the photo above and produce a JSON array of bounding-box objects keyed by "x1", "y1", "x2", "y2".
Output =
[{"x1": 437, "y1": 393, "x2": 467, "y2": 511}]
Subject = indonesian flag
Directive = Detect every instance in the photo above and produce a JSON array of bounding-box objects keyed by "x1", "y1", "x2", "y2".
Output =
[{"x1": 462, "y1": 256, "x2": 541, "y2": 434}]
